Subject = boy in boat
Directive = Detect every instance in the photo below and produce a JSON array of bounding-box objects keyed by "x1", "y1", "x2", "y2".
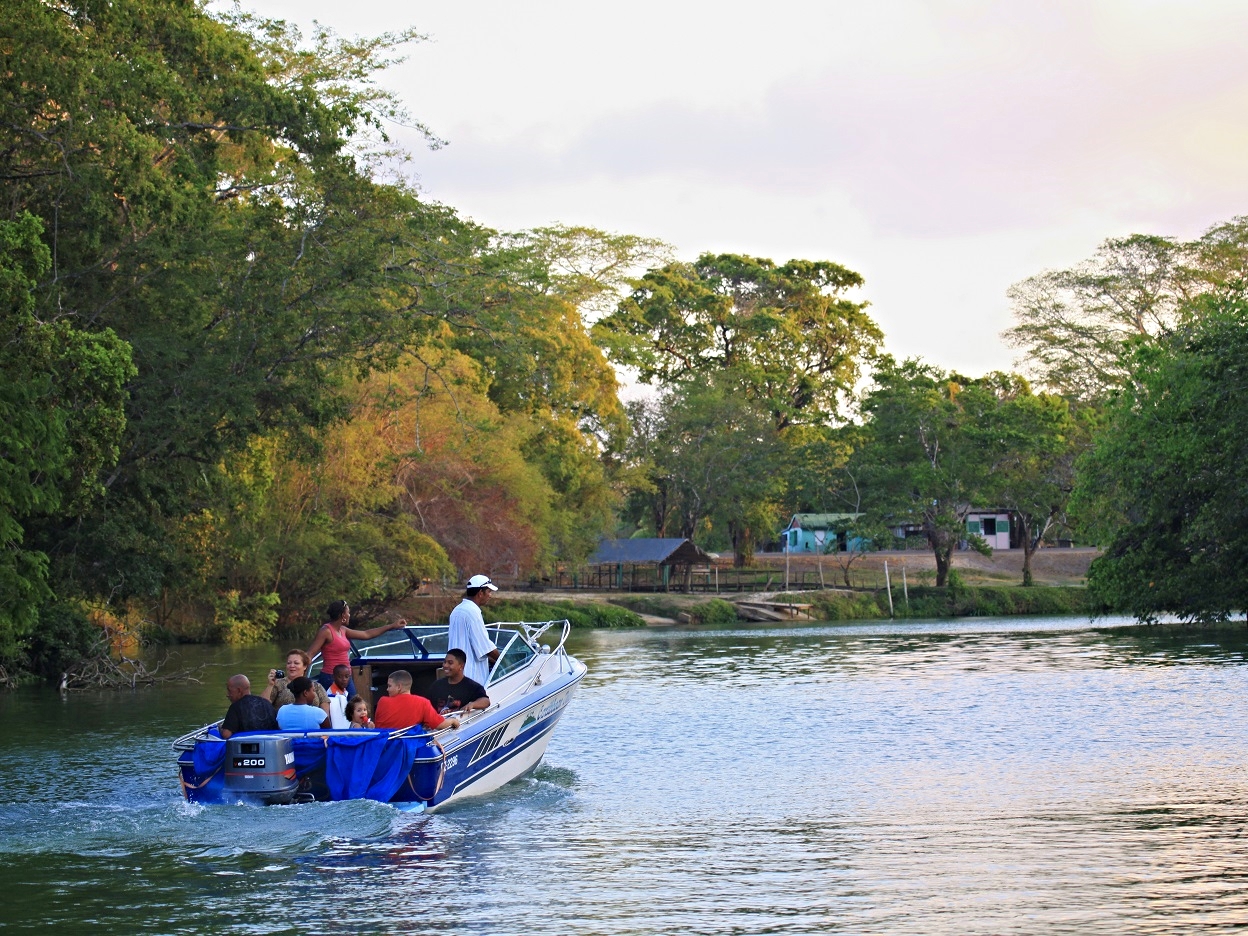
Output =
[
  {"x1": 429, "y1": 648, "x2": 490, "y2": 714},
  {"x1": 374, "y1": 670, "x2": 461, "y2": 732},
  {"x1": 276, "y1": 677, "x2": 332, "y2": 730},
  {"x1": 326, "y1": 664, "x2": 353, "y2": 729},
  {"x1": 220, "y1": 674, "x2": 278, "y2": 739}
]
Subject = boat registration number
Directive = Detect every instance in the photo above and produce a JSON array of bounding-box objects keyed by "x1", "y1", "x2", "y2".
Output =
[{"x1": 233, "y1": 757, "x2": 266, "y2": 768}]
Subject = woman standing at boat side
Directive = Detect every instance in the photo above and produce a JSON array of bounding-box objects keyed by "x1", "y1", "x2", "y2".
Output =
[{"x1": 307, "y1": 600, "x2": 407, "y2": 694}]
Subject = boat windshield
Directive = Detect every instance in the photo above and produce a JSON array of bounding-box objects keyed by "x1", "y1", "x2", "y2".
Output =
[{"x1": 489, "y1": 628, "x2": 535, "y2": 683}]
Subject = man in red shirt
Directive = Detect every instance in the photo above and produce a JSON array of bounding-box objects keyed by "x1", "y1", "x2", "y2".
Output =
[{"x1": 374, "y1": 670, "x2": 461, "y2": 731}]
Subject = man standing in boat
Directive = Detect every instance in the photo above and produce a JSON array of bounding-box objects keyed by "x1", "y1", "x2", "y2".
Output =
[{"x1": 447, "y1": 574, "x2": 500, "y2": 687}]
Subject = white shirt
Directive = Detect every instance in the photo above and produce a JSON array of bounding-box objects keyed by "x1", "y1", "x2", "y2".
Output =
[
  {"x1": 327, "y1": 687, "x2": 350, "y2": 729},
  {"x1": 447, "y1": 598, "x2": 497, "y2": 686}
]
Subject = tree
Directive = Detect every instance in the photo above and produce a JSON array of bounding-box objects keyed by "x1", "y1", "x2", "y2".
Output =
[
  {"x1": 595, "y1": 253, "x2": 882, "y2": 429},
  {"x1": 617, "y1": 380, "x2": 783, "y2": 566},
  {"x1": 853, "y1": 359, "x2": 994, "y2": 587},
  {"x1": 1004, "y1": 217, "x2": 1248, "y2": 402},
  {"x1": 0, "y1": 213, "x2": 134, "y2": 662},
  {"x1": 966, "y1": 374, "x2": 1083, "y2": 586},
  {"x1": 1074, "y1": 299, "x2": 1248, "y2": 622}
]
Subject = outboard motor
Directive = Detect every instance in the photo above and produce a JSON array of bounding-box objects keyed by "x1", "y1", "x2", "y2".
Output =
[{"x1": 224, "y1": 734, "x2": 298, "y2": 804}]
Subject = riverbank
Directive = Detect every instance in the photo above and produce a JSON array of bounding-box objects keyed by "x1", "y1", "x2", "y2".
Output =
[
  {"x1": 382, "y1": 548, "x2": 1101, "y2": 629},
  {"x1": 385, "y1": 583, "x2": 1098, "y2": 630}
]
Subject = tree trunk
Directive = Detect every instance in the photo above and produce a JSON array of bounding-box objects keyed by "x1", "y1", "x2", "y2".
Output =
[
  {"x1": 729, "y1": 520, "x2": 753, "y2": 568},
  {"x1": 1019, "y1": 513, "x2": 1035, "y2": 587}
]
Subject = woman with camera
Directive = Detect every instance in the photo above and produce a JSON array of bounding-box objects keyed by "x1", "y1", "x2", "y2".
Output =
[{"x1": 266, "y1": 649, "x2": 330, "y2": 715}]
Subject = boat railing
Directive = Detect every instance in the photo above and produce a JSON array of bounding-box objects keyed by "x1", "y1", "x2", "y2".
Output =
[
  {"x1": 172, "y1": 720, "x2": 224, "y2": 751},
  {"x1": 482, "y1": 619, "x2": 575, "y2": 710}
]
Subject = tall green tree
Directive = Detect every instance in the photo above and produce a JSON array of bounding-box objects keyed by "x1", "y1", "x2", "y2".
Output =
[
  {"x1": 966, "y1": 374, "x2": 1083, "y2": 586},
  {"x1": 1075, "y1": 299, "x2": 1248, "y2": 622},
  {"x1": 617, "y1": 381, "x2": 782, "y2": 566},
  {"x1": 1004, "y1": 216, "x2": 1248, "y2": 402},
  {"x1": 595, "y1": 253, "x2": 881, "y2": 429},
  {"x1": 853, "y1": 359, "x2": 995, "y2": 586},
  {"x1": 0, "y1": 213, "x2": 134, "y2": 662}
]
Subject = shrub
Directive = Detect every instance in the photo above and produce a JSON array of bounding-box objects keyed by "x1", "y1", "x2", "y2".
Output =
[
  {"x1": 687, "y1": 598, "x2": 739, "y2": 626},
  {"x1": 808, "y1": 592, "x2": 887, "y2": 621},
  {"x1": 484, "y1": 599, "x2": 644, "y2": 629}
]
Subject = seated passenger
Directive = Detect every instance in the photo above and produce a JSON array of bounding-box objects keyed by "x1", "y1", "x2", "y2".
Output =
[
  {"x1": 429, "y1": 648, "x2": 490, "y2": 714},
  {"x1": 326, "y1": 664, "x2": 352, "y2": 729},
  {"x1": 220, "y1": 674, "x2": 278, "y2": 739},
  {"x1": 373, "y1": 670, "x2": 460, "y2": 731},
  {"x1": 346, "y1": 696, "x2": 374, "y2": 729},
  {"x1": 276, "y1": 677, "x2": 332, "y2": 730},
  {"x1": 267, "y1": 649, "x2": 330, "y2": 716}
]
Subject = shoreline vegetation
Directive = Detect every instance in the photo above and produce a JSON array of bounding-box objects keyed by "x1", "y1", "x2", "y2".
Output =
[
  {"x1": 482, "y1": 584, "x2": 1097, "y2": 630},
  {"x1": 6, "y1": 1, "x2": 1247, "y2": 686}
]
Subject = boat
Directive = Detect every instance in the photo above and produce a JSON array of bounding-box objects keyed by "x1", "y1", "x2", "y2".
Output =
[{"x1": 174, "y1": 619, "x2": 586, "y2": 811}]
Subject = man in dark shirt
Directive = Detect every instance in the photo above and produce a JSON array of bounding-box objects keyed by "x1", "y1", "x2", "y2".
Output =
[
  {"x1": 428, "y1": 648, "x2": 490, "y2": 714},
  {"x1": 220, "y1": 674, "x2": 279, "y2": 739}
]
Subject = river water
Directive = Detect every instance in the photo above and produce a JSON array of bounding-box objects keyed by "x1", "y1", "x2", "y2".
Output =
[{"x1": 2, "y1": 616, "x2": 1248, "y2": 934}]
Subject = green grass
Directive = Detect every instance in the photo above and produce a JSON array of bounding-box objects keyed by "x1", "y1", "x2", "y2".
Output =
[
  {"x1": 608, "y1": 595, "x2": 741, "y2": 625},
  {"x1": 484, "y1": 598, "x2": 644, "y2": 629},
  {"x1": 886, "y1": 585, "x2": 1096, "y2": 618}
]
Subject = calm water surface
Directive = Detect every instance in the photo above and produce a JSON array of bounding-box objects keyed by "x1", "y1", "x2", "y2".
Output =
[{"x1": 3, "y1": 616, "x2": 1248, "y2": 934}]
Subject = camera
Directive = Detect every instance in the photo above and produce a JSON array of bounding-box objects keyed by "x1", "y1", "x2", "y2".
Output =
[{"x1": 273, "y1": 669, "x2": 284, "y2": 679}]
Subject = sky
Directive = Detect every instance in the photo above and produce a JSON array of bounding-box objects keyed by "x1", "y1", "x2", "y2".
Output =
[{"x1": 236, "y1": 0, "x2": 1248, "y2": 376}]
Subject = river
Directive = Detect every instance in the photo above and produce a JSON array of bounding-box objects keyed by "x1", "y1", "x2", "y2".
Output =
[{"x1": 2, "y1": 615, "x2": 1247, "y2": 934}]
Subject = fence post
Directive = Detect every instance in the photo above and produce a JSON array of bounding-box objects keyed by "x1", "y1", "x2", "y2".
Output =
[{"x1": 884, "y1": 560, "x2": 894, "y2": 617}]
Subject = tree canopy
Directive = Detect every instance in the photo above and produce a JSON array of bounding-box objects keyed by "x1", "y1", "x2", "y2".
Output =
[
  {"x1": 1004, "y1": 218, "x2": 1248, "y2": 402},
  {"x1": 596, "y1": 253, "x2": 881, "y2": 429},
  {"x1": 1075, "y1": 298, "x2": 1248, "y2": 622}
]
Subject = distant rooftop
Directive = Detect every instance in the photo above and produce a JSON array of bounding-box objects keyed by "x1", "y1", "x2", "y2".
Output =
[
  {"x1": 787, "y1": 513, "x2": 863, "y2": 528},
  {"x1": 588, "y1": 538, "x2": 713, "y2": 565}
]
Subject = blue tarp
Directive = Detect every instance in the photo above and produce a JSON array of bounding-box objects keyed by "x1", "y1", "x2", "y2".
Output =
[
  {"x1": 192, "y1": 730, "x2": 227, "y2": 776},
  {"x1": 325, "y1": 731, "x2": 425, "y2": 802},
  {"x1": 189, "y1": 730, "x2": 433, "y2": 804}
]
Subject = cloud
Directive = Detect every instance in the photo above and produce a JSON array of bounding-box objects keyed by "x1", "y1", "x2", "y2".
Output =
[{"x1": 411, "y1": 1, "x2": 1248, "y2": 238}]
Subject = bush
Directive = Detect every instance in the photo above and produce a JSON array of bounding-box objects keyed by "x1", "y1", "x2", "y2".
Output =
[
  {"x1": 892, "y1": 585, "x2": 1096, "y2": 618},
  {"x1": 21, "y1": 601, "x2": 98, "y2": 684},
  {"x1": 808, "y1": 592, "x2": 887, "y2": 621},
  {"x1": 688, "y1": 598, "x2": 739, "y2": 626},
  {"x1": 608, "y1": 595, "x2": 746, "y2": 625},
  {"x1": 484, "y1": 599, "x2": 644, "y2": 629}
]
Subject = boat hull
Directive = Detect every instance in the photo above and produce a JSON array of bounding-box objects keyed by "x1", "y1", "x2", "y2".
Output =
[{"x1": 178, "y1": 654, "x2": 584, "y2": 811}]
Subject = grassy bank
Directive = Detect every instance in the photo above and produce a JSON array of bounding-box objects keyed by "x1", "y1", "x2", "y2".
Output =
[
  {"x1": 871, "y1": 584, "x2": 1096, "y2": 619},
  {"x1": 484, "y1": 598, "x2": 645, "y2": 629},
  {"x1": 608, "y1": 595, "x2": 741, "y2": 625},
  {"x1": 485, "y1": 586, "x2": 1095, "y2": 629}
]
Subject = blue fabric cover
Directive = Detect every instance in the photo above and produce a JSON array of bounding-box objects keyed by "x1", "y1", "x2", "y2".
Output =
[
  {"x1": 190, "y1": 729, "x2": 435, "y2": 804},
  {"x1": 325, "y1": 731, "x2": 426, "y2": 802},
  {"x1": 191, "y1": 734, "x2": 227, "y2": 777}
]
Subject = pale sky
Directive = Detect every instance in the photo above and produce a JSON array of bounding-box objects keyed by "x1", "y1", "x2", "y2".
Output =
[{"x1": 237, "y1": 0, "x2": 1248, "y2": 376}]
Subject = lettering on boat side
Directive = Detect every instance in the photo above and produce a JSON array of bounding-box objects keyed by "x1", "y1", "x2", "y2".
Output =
[
  {"x1": 445, "y1": 754, "x2": 458, "y2": 770},
  {"x1": 522, "y1": 689, "x2": 569, "y2": 729}
]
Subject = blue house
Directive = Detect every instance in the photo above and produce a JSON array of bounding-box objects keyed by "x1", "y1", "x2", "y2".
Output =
[{"x1": 780, "y1": 513, "x2": 867, "y2": 554}]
